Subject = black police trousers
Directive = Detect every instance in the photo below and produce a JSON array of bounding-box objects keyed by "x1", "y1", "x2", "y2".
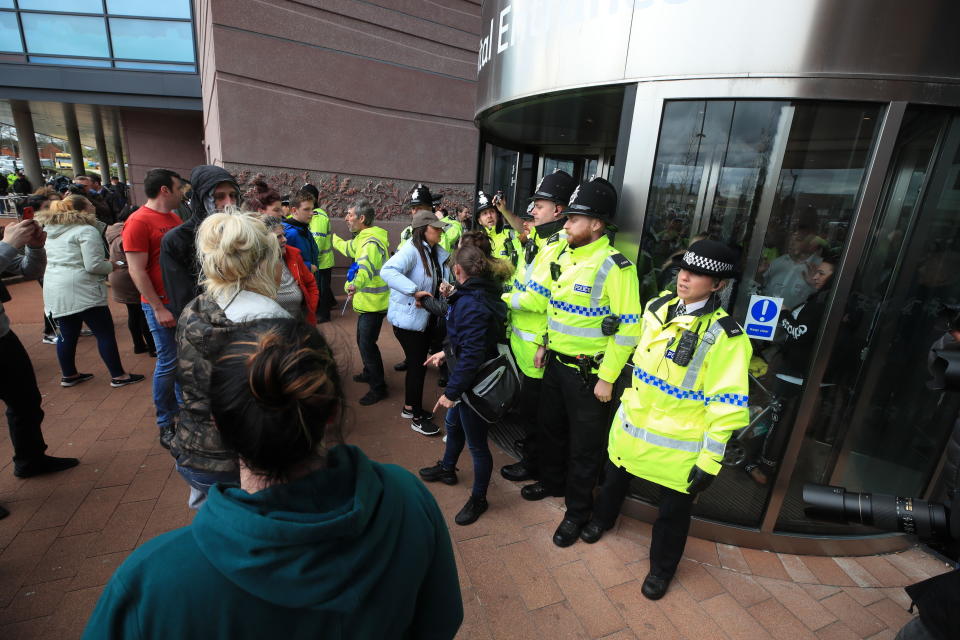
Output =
[
  {"x1": 593, "y1": 461, "x2": 695, "y2": 579},
  {"x1": 537, "y1": 357, "x2": 612, "y2": 525},
  {"x1": 517, "y1": 372, "x2": 542, "y2": 469}
]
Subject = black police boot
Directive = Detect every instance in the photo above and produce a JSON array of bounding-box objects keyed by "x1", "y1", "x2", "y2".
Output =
[
  {"x1": 520, "y1": 481, "x2": 563, "y2": 502},
  {"x1": 500, "y1": 461, "x2": 537, "y2": 482},
  {"x1": 552, "y1": 518, "x2": 582, "y2": 547},
  {"x1": 579, "y1": 520, "x2": 607, "y2": 544},
  {"x1": 640, "y1": 573, "x2": 671, "y2": 600}
]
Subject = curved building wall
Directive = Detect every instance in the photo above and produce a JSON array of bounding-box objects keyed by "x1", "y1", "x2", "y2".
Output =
[{"x1": 475, "y1": 0, "x2": 960, "y2": 553}]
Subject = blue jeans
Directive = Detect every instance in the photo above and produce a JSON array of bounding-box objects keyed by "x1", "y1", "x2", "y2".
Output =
[
  {"x1": 442, "y1": 402, "x2": 492, "y2": 499},
  {"x1": 55, "y1": 305, "x2": 125, "y2": 378},
  {"x1": 357, "y1": 311, "x2": 386, "y2": 392},
  {"x1": 142, "y1": 302, "x2": 181, "y2": 429},
  {"x1": 176, "y1": 464, "x2": 239, "y2": 509}
]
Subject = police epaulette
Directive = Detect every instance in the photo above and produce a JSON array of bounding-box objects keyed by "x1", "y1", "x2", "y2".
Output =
[
  {"x1": 717, "y1": 315, "x2": 744, "y2": 338},
  {"x1": 610, "y1": 253, "x2": 632, "y2": 269},
  {"x1": 547, "y1": 232, "x2": 561, "y2": 244}
]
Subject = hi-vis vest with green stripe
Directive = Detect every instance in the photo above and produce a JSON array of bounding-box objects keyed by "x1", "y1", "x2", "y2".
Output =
[
  {"x1": 332, "y1": 226, "x2": 390, "y2": 313},
  {"x1": 507, "y1": 234, "x2": 642, "y2": 384},
  {"x1": 608, "y1": 292, "x2": 752, "y2": 493}
]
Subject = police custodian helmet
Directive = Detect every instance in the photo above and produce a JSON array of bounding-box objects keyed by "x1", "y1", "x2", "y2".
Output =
[
  {"x1": 678, "y1": 239, "x2": 740, "y2": 279},
  {"x1": 566, "y1": 177, "x2": 618, "y2": 221},
  {"x1": 475, "y1": 190, "x2": 496, "y2": 215},
  {"x1": 406, "y1": 183, "x2": 436, "y2": 208},
  {"x1": 530, "y1": 170, "x2": 577, "y2": 204}
]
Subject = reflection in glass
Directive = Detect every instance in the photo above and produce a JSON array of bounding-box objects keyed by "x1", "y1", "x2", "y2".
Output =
[
  {"x1": 114, "y1": 61, "x2": 194, "y2": 71},
  {"x1": 109, "y1": 18, "x2": 194, "y2": 62},
  {"x1": 29, "y1": 55, "x2": 110, "y2": 67},
  {"x1": 0, "y1": 0, "x2": 14, "y2": 9},
  {"x1": 18, "y1": 0, "x2": 102, "y2": 12},
  {"x1": 21, "y1": 14, "x2": 108, "y2": 57},
  {"x1": 108, "y1": 0, "x2": 191, "y2": 19},
  {"x1": 0, "y1": 12, "x2": 22, "y2": 52},
  {"x1": 543, "y1": 157, "x2": 576, "y2": 179},
  {"x1": 632, "y1": 99, "x2": 880, "y2": 528},
  {"x1": 776, "y1": 109, "x2": 960, "y2": 533}
]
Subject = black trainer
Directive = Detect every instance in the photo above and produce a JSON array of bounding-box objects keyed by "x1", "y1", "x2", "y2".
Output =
[
  {"x1": 401, "y1": 407, "x2": 433, "y2": 420},
  {"x1": 455, "y1": 495, "x2": 488, "y2": 526},
  {"x1": 418, "y1": 461, "x2": 457, "y2": 485},
  {"x1": 358, "y1": 388, "x2": 387, "y2": 406},
  {"x1": 61, "y1": 373, "x2": 94, "y2": 387},
  {"x1": 411, "y1": 416, "x2": 440, "y2": 436},
  {"x1": 0, "y1": 503, "x2": 8, "y2": 520},
  {"x1": 111, "y1": 373, "x2": 145, "y2": 388},
  {"x1": 13, "y1": 455, "x2": 79, "y2": 478}
]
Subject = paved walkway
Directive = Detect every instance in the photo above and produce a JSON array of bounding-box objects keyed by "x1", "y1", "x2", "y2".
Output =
[{"x1": 0, "y1": 278, "x2": 952, "y2": 639}]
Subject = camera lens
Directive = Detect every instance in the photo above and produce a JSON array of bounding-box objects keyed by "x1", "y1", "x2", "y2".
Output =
[{"x1": 803, "y1": 484, "x2": 950, "y2": 541}]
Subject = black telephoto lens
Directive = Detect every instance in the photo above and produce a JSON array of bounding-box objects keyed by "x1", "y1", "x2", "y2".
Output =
[{"x1": 803, "y1": 484, "x2": 951, "y2": 542}]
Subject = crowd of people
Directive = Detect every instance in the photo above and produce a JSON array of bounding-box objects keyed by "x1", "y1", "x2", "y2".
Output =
[{"x1": 0, "y1": 161, "x2": 764, "y2": 637}]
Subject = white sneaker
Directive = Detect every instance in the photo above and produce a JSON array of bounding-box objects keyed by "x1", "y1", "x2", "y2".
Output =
[
  {"x1": 411, "y1": 417, "x2": 440, "y2": 436},
  {"x1": 41, "y1": 334, "x2": 58, "y2": 345},
  {"x1": 401, "y1": 408, "x2": 433, "y2": 420}
]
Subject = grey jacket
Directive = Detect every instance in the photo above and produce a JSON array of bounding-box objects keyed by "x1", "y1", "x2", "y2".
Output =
[{"x1": 0, "y1": 241, "x2": 46, "y2": 338}]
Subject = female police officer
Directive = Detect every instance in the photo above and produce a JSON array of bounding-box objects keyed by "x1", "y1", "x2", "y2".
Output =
[{"x1": 580, "y1": 239, "x2": 751, "y2": 601}]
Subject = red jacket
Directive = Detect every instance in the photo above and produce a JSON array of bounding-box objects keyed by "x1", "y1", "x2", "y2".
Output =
[{"x1": 284, "y1": 245, "x2": 319, "y2": 324}]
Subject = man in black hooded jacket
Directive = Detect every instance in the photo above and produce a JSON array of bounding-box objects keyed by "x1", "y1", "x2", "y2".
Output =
[{"x1": 159, "y1": 165, "x2": 239, "y2": 320}]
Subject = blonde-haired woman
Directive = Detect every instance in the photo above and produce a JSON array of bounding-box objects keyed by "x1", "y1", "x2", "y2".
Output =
[
  {"x1": 37, "y1": 195, "x2": 144, "y2": 388},
  {"x1": 169, "y1": 210, "x2": 292, "y2": 508}
]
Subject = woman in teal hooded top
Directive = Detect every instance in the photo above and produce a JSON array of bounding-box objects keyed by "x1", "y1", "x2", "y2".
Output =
[{"x1": 83, "y1": 319, "x2": 463, "y2": 639}]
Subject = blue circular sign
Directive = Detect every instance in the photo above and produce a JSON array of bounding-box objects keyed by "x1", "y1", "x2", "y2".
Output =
[{"x1": 750, "y1": 299, "x2": 778, "y2": 322}]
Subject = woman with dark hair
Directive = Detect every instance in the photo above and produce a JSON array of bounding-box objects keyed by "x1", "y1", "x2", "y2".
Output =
[
  {"x1": 241, "y1": 179, "x2": 283, "y2": 216},
  {"x1": 106, "y1": 205, "x2": 156, "y2": 355},
  {"x1": 84, "y1": 319, "x2": 464, "y2": 639},
  {"x1": 381, "y1": 210, "x2": 450, "y2": 436},
  {"x1": 416, "y1": 242, "x2": 510, "y2": 525},
  {"x1": 745, "y1": 250, "x2": 840, "y2": 485}
]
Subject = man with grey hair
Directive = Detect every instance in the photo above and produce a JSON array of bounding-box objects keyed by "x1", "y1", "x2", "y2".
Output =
[{"x1": 333, "y1": 199, "x2": 391, "y2": 405}]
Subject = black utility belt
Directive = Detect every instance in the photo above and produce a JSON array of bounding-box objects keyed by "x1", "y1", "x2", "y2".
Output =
[{"x1": 551, "y1": 351, "x2": 603, "y2": 369}]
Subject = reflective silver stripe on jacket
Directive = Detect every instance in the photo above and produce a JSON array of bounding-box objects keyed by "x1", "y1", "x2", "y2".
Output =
[
  {"x1": 617, "y1": 406, "x2": 701, "y2": 453},
  {"x1": 548, "y1": 317, "x2": 604, "y2": 338},
  {"x1": 590, "y1": 256, "x2": 616, "y2": 307},
  {"x1": 614, "y1": 334, "x2": 639, "y2": 347},
  {"x1": 360, "y1": 285, "x2": 389, "y2": 294},
  {"x1": 680, "y1": 320, "x2": 725, "y2": 389},
  {"x1": 703, "y1": 434, "x2": 726, "y2": 456},
  {"x1": 512, "y1": 326, "x2": 538, "y2": 342},
  {"x1": 511, "y1": 292, "x2": 523, "y2": 310}
]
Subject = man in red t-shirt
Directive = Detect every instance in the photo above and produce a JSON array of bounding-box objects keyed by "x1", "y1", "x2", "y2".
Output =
[{"x1": 123, "y1": 169, "x2": 184, "y2": 437}]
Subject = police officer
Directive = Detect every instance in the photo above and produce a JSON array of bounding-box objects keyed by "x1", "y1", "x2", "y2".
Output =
[
  {"x1": 477, "y1": 190, "x2": 521, "y2": 269},
  {"x1": 510, "y1": 177, "x2": 643, "y2": 547},
  {"x1": 581, "y1": 239, "x2": 751, "y2": 600},
  {"x1": 396, "y1": 183, "x2": 437, "y2": 251},
  {"x1": 301, "y1": 184, "x2": 335, "y2": 322},
  {"x1": 500, "y1": 170, "x2": 576, "y2": 483}
]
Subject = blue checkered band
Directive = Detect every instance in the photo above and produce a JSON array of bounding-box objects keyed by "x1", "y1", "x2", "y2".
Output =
[
  {"x1": 311, "y1": 231, "x2": 329, "y2": 237},
  {"x1": 527, "y1": 280, "x2": 551, "y2": 298},
  {"x1": 550, "y1": 299, "x2": 612, "y2": 317},
  {"x1": 633, "y1": 368, "x2": 748, "y2": 407},
  {"x1": 709, "y1": 392, "x2": 750, "y2": 407},
  {"x1": 633, "y1": 368, "x2": 705, "y2": 402},
  {"x1": 513, "y1": 279, "x2": 526, "y2": 291},
  {"x1": 619, "y1": 313, "x2": 641, "y2": 324}
]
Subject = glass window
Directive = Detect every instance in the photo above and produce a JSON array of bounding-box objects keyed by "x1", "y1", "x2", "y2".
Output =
[
  {"x1": 0, "y1": 1, "x2": 15, "y2": 9},
  {"x1": 0, "y1": 12, "x2": 22, "y2": 52},
  {"x1": 108, "y1": 0, "x2": 191, "y2": 19},
  {"x1": 29, "y1": 55, "x2": 110, "y2": 67},
  {"x1": 632, "y1": 99, "x2": 881, "y2": 528},
  {"x1": 109, "y1": 18, "x2": 193, "y2": 62},
  {"x1": 114, "y1": 60, "x2": 194, "y2": 71},
  {"x1": 776, "y1": 108, "x2": 960, "y2": 533},
  {"x1": 19, "y1": 0, "x2": 102, "y2": 12},
  {"x1": 21, "y1": 13, "x2": 108, "y2": 57}
]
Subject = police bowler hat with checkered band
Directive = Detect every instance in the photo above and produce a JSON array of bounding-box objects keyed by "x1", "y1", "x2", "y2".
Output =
[
  {"x1": 678, "y1": 239, "x2": 739, "y2": 279},
  {"x1": 566, "y1": 177, "x2": 617, "y2": 221},
  {"x1": 529, "y1": 170, "x2": 576, "y2": 205},
  {"x1": 406, "y1": 183, "x2": 435, "y2": 209}
]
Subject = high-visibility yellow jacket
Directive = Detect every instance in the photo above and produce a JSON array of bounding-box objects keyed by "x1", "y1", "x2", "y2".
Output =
[
  {"x1": 439, "y1": 216, "x2": 462, "y2": 252},
  {"x1": 332, "y1": 226, "x2": 390, "y2": 313},
  {"x1": 484, "y1": 225, "x2": 520, "y2": 271},
  {"x1": 506, "y1": 227, "x2": 566, "y2": 379},
  {"x1": 507, "y1": 234, "x2": 642, "y2": 384},
  {"x1": 608, "y1": 292, "x2": 752, "y2": 493},
  {"x1": 308, "y1": 208, "x2": 335, "y2": 269}
]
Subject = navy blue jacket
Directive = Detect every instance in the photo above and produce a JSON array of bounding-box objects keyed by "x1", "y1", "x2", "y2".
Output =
[
  {"x1": 283, "y1": 218, "x2": 319, "y2": 270},
  {"x1": 443, "y1": 276, "x2": 508, "y2": 401}
]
